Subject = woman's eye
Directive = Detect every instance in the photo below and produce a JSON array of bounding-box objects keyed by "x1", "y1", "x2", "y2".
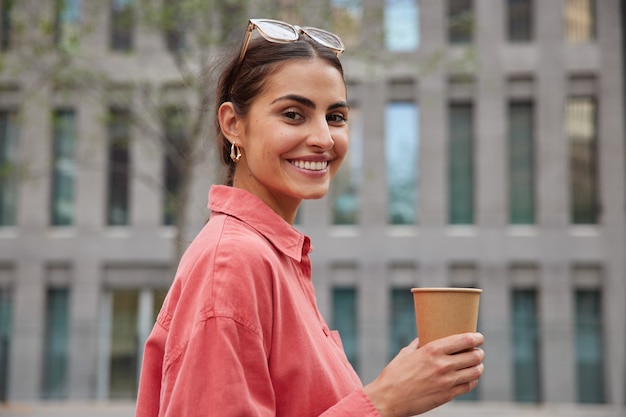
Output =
[
  {"x1": 327, "y1": 114, "x2": 347, "y2": 123},
  {"x1": 284, "y1": 111, "x2": 303, "y2": 121}
]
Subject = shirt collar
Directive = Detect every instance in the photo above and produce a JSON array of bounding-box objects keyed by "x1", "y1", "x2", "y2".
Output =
[{"x1": 208, "y1": 185, "x2": 310, "y2": 262}]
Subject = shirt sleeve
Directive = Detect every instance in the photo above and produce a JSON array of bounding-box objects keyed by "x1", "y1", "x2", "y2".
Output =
[
  {"x1": 159, "y1": 315, "x2": 276, "y2": 417},
  {"x1": 319, "y1": 390, "x2": 381, "y2": 417}
]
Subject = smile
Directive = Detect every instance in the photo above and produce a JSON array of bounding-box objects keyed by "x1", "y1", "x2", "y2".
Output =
[{"x1": 290, "y1": 160, "x2": 328, "y2": 171}]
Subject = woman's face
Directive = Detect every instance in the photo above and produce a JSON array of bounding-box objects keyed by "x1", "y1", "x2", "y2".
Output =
[{"x1": 229, "y1": 58, "x2": 349, "y2": 221}]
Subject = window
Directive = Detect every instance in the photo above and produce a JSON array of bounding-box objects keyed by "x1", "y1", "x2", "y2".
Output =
[
  {"x1": 162, "y1": 106, "x2": 187, "y2": 226},
  {"x1": 389, "y1": 288, "x2": 415, "y2": 360},
  {"x1": 567, "y1": 97, "x2": 598, "y2": 224},
  {"x1": 0, "y1": 287, "x2": 11, "y2": 402},
  {"x1": 51, "y1": 110, "x2": 76, "y2": 226},
  {"x1": 448, "y1": 0, "x2": 473, "y2": 44},
  {"x1": 42, "y1": 288, "x2": 69, "y2": 399},
  {"x1": 54, "y1": 0, "x2": 81, "y2": 51},
  {"x1": 507, "y1": 0, "x2": 533, "y2": 42},
  {"x1": 331, "y1": 107, "x2": 362, "y2": 225},
  {"x1": 330, "y1": 0, "x2": 362, "y2": 49},
  {"x1": 565, "y1": 0, "x2": 595, "y2": 42},
  {"x1": 575, "y1": 289, "x2": 604, "y2": 403},
  {"x1": 386, "y1": 102, "x2": 419, "y2": 225},
  {"x1": 384, "y1": 0, "x2": 419, "y2": 51},
  {"x1": 512, "y1": 289, "x2": 541, "y2": 402},
  {"x1": 104, "y1": 288, "x2": 166, "y2": 399},
  {"x1": 108, "y1": 290, "x2": 138, "y2": 399},
  {"x1": 0, "y1": 0, "x2": 14, "y2": 50},
  {"x1": 508, "y1": 102, "x2": 535, "y2": 224},
  {"x1": 0, "y1": 110, "x2": 18, "y2": 227},
  {"x1": 107, "y1": 108, "x2": 131, "y2": 226},
  {"x1": 332, "y1": 287, "x2": 358, "y2": 371},
  {"x1": 110, "y1": 0, "x2": 134, "y2": 51},
  {"x1": 448, "y1": 103, "x2": 474, "y2": 224}
]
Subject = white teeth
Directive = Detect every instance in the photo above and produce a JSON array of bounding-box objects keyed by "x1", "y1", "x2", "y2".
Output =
[{"x1": 292, "y1": 160, "x2": 328, "y2": 171}]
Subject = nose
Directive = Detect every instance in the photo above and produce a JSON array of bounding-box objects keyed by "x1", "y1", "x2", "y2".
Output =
[{"x1": 306, "y1": 116, "x2": 334, "y2": 151}]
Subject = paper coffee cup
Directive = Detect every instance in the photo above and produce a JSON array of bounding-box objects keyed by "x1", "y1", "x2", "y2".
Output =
[{"x1": 411, "y1": 287, "x2": 482, "y2": 348}]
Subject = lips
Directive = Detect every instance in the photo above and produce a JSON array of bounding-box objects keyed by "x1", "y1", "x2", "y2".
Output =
[{"x1": 290, "y1": 160, "x2": 328, "y2": 171}]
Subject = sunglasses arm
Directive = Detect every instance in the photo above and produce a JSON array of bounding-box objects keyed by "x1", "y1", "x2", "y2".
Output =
[{"x1": 238, "y1": 22, "x2": 255, "y2": 64}]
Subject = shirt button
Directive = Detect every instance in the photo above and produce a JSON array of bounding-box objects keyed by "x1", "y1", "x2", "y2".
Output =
[{"x1": 322, "y1": 327, "x2": 330, "y2": 336}]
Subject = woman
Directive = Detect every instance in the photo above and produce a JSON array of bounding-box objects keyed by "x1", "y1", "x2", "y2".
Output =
[{"x1": 136, "y1": 19, "x2": 485, "y2": 417}]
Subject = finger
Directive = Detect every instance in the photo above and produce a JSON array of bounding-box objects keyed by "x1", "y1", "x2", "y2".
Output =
[
  {"x1": 453, "y1": 362, "x2": 485, "y2": 386},
  {"x1": 453, "y1": 348, "x2": 485, "y2": 370},
  {"x1": 452, "y1": 378, "x2": 480, "y2": 398},
  {"x1": 391, "y1": 338, "x2": 420, "y2": 362},
  {"x1": 438, "y1": 332, "x2": 484, "y2": 355}
]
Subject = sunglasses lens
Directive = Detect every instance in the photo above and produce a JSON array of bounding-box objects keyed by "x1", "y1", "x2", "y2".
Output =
[
  {"x1": 255, "y1": 20, "x2": 299, "y2": 42},
  {"x1": 303, "y1": 27, "x2": 345, "y2": 51}
]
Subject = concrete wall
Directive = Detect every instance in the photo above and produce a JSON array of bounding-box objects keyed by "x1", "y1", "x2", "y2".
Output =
[{"x1": 0, "y1": 0, "x2": 623, "y2": 416}]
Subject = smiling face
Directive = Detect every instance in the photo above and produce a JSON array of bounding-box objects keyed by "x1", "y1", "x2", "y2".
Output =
[{"x1": 219, "y1": 58, "x2": 349, "y2": 223}]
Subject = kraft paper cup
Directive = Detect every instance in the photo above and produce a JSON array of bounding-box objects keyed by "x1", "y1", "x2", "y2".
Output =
[{"x1": 411, "y1": 287, "x2": 482, "y2": 348}]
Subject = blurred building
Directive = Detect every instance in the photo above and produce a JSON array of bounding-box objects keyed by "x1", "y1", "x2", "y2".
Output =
[{"x1": 0, "y1": 1, "x2": 624, "y2": 416}]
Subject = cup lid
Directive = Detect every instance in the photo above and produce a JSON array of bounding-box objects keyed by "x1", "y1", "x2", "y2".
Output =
[{"x1": 410, "y1": 287, "x2": 483, "y2": 294}]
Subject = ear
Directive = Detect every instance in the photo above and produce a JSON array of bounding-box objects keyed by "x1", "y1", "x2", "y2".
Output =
[{"x1": 218, "y1": 102, "x2": 242, "y2": 143}]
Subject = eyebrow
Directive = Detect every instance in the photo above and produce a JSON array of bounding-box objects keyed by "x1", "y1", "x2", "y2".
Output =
[{"x1": 271, "y1": 94, "x2": 350, "y2": 111}]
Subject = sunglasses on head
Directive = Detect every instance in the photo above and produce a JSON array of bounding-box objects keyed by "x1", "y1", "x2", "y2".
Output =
[{"x1": 238, "y1": 18, "x2": 345, "y2": 64}]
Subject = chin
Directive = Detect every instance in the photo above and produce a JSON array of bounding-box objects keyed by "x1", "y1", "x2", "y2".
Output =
[{"x1": 300, "y1": 187, "x2": 329, "y2": 200}]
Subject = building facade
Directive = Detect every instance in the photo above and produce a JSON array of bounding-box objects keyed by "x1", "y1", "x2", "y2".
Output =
[{"x1": 0, "y1": 1, "x2": 624, "y2": 416}]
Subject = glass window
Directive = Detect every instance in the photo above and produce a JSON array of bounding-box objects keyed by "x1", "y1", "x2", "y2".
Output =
[
  {"x1": 0, "y1": 110, "x2": 18, "y2": 227},
  {"x1": 508, "y1": 102, "x2": 535, "y2": 224},
  {"x1": 384, "y1": 0, "x2": 419, "y2": 51},
  {"x1": 507, "y1": 0, "x2": 533, "y2": 42},
  {"x1": 102, "y1": 287, "x2": 167, "y2": 399},
  {"x1": 42, "y1": 288, "x2": 69, "y2": 399},
  {"x1": 0, "y1": 0, "x2": 14, "y2": 50},
  {"x1": 109, "y1": 289, "x2": 139, "y2": 399},
  {"x1": 330, "y1": 0, "x2": 362, "y2": 49},
  {"x1": 331, "y1": 107, "x2": 362, "y2": 225},
  {"x1": 107, "y1": 108, "x2": 131, "y2": 226},
  {"x1": 448, "y1": 103, "x2": 474, "y2": 224},
  {"x1": 389, "y1": 288, "x2": 415, "y2": 360},
  {"x1": 0, "y1": 287, "x2": 11, "y2": 402},
  {"x1": 162, "y1": 106, "x2": 187, "y2": 226},
  {"x1": 448, "y1": 0, "x2": 474, "y2": 44},
  {"x1": 152, "y1": 290, "x2": 166, "y2": 322},
  {"x1": 54, "y1": 0, "x2": 81, "y2": 51},
  {"x1": 567, "y1": 97, "x2": 598, "y2": 224},
  {"x1": 110, "y1": 0, "x2": 134, "y2": 51},
  {"x1": 386, "y1": 102, "x2": 419, "y2": 225},
  {"x1": 565, "y1": 0, "x2": 595, "y2": 42},
  {"x1": 512, "y1": 289, "x2": 541, "y2": 402},
  {"x1": 332, "y1": 287, "x2": 358, "y2": 371},
  {"x1": 51, "y1": 110, "x2": 76, "y2": 226},
  {"x1": 575, "y1": 289, "x2": 604, "y2": 403}
]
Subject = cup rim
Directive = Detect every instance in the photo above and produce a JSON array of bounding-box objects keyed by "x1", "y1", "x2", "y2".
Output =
[{"x1": 410, "y1": 287, "x2": 483, "y2": 294}]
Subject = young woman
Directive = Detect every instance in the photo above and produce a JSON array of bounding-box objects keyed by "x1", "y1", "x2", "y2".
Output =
[{"x1": 136, "y1": 19, "x2": 485, "y2": 417}]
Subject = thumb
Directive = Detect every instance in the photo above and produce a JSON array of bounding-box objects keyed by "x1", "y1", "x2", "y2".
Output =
[{"x1": 401, "y1": 338, "x2": 419, "y2": 353}]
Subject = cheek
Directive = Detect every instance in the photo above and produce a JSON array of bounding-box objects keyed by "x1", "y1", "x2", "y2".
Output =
[{"x1": 333, "y1": 130, "x2": 350, "y2": 159}]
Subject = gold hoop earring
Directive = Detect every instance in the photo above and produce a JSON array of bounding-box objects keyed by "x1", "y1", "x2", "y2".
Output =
[{"x1": 230, "y1": 142, "x2": 242, "y2": 162}]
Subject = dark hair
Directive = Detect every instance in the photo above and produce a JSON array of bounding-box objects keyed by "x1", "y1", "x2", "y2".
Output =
[{"x1": 214, "y1": 35, "x2": 345, "y2": 185}]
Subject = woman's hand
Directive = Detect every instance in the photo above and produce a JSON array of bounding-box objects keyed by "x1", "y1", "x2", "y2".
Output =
[{"x1": 363, "y1": 332, "x2": 485, "y2": 417}]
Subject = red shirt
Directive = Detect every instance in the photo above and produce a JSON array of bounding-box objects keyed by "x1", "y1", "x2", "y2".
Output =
[{"x1": 136, "y1": 185, "x2": 380, "y2": 417}]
